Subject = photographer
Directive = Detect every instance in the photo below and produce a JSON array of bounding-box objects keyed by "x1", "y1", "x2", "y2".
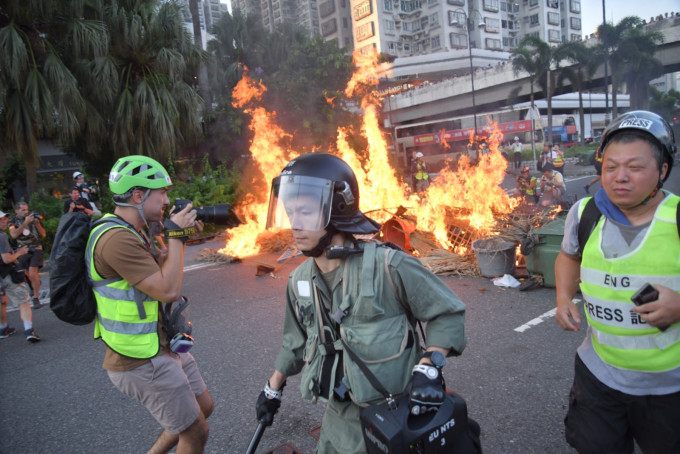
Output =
[
  {"x1": 9, "y1": 202, "x2": 46, "y2": 309},
  {"x1": 64, "y1": 187, "x2": 94, "y2": 216},
  {"x1": 73, "y1": 171, "x2": 102, "y2": 216},
  {"x1": 539, "y1": 163, "x2": 566, "y2": 207},
  {"x1": 0, "y1": 210, "x2": 41, "y2": 342},
  {"x1": 90, "y1": 155, "x2": 213, "y2": 452}
]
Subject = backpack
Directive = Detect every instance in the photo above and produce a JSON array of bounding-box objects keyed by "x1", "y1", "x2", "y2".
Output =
[
  {"x1": 577, "y1": 197, "x2": 680, "y2": 254},
  {"x1": 49, "y1": 213, "x2": 128, "y2": 325}
]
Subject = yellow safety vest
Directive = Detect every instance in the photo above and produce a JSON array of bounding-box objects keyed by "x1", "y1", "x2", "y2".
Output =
[
  {"x1": 415, "y1": 161, "x2": 429, "y2": 180},
  {"x1": 87, "y1": 214, "x2": 160, "y2": 359},
  {"x1": 579, "y1": 195, "x2": 680, "y2": 372},
  {"x1": 553, "y1": 152, "x2": 564, "y2": 167}
]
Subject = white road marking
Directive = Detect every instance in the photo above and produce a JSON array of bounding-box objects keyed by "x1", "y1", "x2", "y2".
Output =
[{"x1": 514, "y1": 298, "x2": 582, "y2": 332}]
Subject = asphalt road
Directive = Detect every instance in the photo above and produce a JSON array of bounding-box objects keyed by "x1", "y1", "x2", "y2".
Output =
[{"x1": 4, "y1": 158, "x2": 674, "y2": 454}]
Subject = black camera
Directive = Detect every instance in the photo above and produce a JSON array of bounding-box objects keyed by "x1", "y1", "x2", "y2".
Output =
[
  {"x1": 174, "y1": 198, "x2": 238, "y2": 226},
  {"x1": 30, "y1": 212, "x2": 44, "y2": 221}
]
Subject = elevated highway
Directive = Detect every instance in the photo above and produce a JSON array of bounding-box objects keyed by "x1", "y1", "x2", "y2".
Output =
[{"x1": 385, "y1": 15, "x2": 680, "y2": 126}]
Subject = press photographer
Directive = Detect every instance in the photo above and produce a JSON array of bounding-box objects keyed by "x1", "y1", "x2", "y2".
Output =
[
  {"x1": 64, "y1": 187, "x2": 94, "y2": 216},
  {"x1": 73, "y1": 171, "x2": 101, "y2": 215},
  {"x1": 9, "y1": 202, "x2": 46, "y2": 309}
]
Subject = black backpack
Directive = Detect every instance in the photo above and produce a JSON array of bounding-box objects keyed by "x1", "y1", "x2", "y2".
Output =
[
  {"x1": 577, "y1": 197, "x2": 680, "y2": 253},
  {"x1": 49, "y1": 213, "x2": 128, "y2": 325}
]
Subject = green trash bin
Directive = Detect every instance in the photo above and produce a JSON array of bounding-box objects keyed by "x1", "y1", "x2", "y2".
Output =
[{"x1": 525, "y1": 217, "x2": 565, "y2": 288}]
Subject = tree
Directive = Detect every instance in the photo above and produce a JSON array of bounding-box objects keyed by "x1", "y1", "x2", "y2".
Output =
[
  {"x1": 0, "y1": 0, "x2": 108, "y2": 194},
  {"x1": 510, "y1": 37, "x2": 550, "y2": 159},
  {"x1": 70, "y1": 0, "x2": 206, "y2": 175},
  {"x1": 558, "y1": 41, "x2": 597, "y2": 145},
  {"x1": 596, "y1": 16, "x2": 664, "y2": 116}
]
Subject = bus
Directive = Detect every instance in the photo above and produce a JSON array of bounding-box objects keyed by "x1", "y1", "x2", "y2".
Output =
[{"x1": 392, "y1": 108, "x2": 578, "y2": 169}]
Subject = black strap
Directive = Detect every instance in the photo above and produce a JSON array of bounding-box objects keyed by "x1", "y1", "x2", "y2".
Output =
[
  {"x1": 339, "y1": 338, "x2": 396, "y2": 406},
  {"x1": 577, "y1": 196, "x2": 680, "y2": 255},
  {"x1": 577, "y1": 198, "x2": 602, "y2": 255}
]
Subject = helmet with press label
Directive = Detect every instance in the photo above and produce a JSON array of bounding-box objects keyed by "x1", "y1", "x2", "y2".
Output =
[{"x1": 598, "y1": 111, "x2": 676, "y2": 180}]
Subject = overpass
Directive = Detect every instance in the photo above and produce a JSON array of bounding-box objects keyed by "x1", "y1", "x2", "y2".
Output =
[{"x1": 384, "y1": 15, "x2": 680, "y2": 126}]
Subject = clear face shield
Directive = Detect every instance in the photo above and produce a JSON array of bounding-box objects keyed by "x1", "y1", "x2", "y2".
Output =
[{"x1": 266, "y1": 175, "x2": 334, "y2": 232}]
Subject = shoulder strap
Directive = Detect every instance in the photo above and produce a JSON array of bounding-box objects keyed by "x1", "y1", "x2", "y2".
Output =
[
  {"x1": 577, "y1": 198, "x2": 602, "y2": 254},
  {"x1": 577, "y1": 196, "x2": 680, "y2": 254}
]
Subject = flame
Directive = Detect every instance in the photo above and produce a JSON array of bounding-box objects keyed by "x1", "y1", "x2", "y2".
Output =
[{"x1": 222, "y1": 53, "x2": 520, "y2": 258}]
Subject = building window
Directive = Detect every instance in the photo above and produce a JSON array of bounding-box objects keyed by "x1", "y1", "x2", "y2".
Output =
[
  {"x1": 546, "y1": 0, "x2": 558, "y2": 8},
  {"x1": 358, "y1": 43, "x2": 376, "y2": 55},
  {"x1": 485, "y1": 38, "x2": 501, "y2": 49},
  {"x1": 343, "y1": 17, "x2": 348, "y2": 27},
  {"x1": 385, "y1": 19, "x2": 395, "y2": 31},
  {"x1": 321, "y1": 18, "x2": 338, "y2": 36},
  {"x1": 503, "y1": 36, "x2": 518, "y2": 47},
  {"x1": 547, "y1": 12, "x2": 559, "y2": 25},
  {"x1": 446, "y1": 0, "x2": 465, "y2": 5},
  {"x1": 356, "y1": 21, "x2": 375, "y2": 41},
  {"x1": 449, "y1": 32, "x2": 468, "y2": 48},
  {"x1": 548, "y1": 29, "x2": 560, "y2": 42},
  {"x1": 448, "y1": 10, "x2": 466, "y2": 26},
  {"x1": 530, "y1": 14, "x2": 539, "y2": 25},
  {"x1": 401, "y1": 0, "x2": 422, "y2": 12},
  {"x1": 570, "y1": 17, "x2": 581, "y2": 30},
  {"x1": 569, "y1": 0, "x2": 580, "y2": 13},
  {"x1": 570, "y1": 33, "x2": 581, "y2": 41},
  {"x1": 431, "y1": 35, "x2": 441, "y2": 48},
  {"x1": 484, "y1": 18, "x2": 500, "y2": 33},
  {"x1": 384, "y1": 0, "x2": 393, "y2": 11},
  {"x1": 319, "y1": 0, "x2": 336, "y2": 18},
  {"x1": 430, "y1": 12, "x2": 439, "y2": 26},
  {"x1": 529, "y1": 0, "x2": 538, "y2": 6},
  {"x1": 353, "y1": 0, "x2": 372, "y2": 20},
  {"x1": 483, "y1": 0, "x2": 499, "y2": 12},
  {"x1": 428, "y1": 0, "x2": 437, "y2": 4}
]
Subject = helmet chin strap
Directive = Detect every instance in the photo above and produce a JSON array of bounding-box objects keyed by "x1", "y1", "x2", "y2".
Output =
[
  {"x1": 633, "y1": 178, "x2": 663, "y2": 209},
  {"x1": 114, "y1": 188, "x2": 152, "y2": 228},
  {"x1": 302, "y1": 226, "x2": 338, "y2": 258}
]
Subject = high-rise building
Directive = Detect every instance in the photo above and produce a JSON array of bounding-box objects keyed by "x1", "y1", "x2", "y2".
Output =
[
  {"x1": 351, "y1": 0, "x2": 583, "y2": 57},
  {"x1": 319, "y1": 0, "x2": 354, "y2": 49},
  {"x1": 233, "y1": 0, "x2": 261, "y2": 17}
]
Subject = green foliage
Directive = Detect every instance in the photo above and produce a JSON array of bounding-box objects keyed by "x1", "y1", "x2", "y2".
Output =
[
  {"x1": 650, "y1": 87, "x2": 680, "y2": 121},
  {"x1": 169, "y1": 156, "x2": 239, "y2": 208}
]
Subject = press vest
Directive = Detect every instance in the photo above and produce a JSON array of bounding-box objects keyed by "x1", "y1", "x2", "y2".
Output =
[
  {"x1": 518, "y1": 176, "x2": 537, "y2": 196},
  {"x1": 87, "y1": 214, "x2": 160, "y2": 359},
  {"x1": 579, "y1": 195, "x2": 680, "y2": 372},
  {"x1": 552, "y1": 152, "x2": 564, "y2": 167},
  {"x1": 415, "y1": 162, "x2": 429, "y2": 180},
  {"x1": 290, "y1": 241, "x2": 418, "y2": 405}
]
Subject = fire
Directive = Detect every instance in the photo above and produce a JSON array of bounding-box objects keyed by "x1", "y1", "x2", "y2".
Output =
[
  {"x1": 219, "y1": 69, "x2": 296, "y2": 257},
  {"x1": 222, "y1": 52, "x2": 519, "y2": 258}
]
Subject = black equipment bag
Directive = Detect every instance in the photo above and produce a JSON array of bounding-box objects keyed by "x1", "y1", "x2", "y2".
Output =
[{"x1": 361, "y1": 390, "x2": 482, "y2": 454}]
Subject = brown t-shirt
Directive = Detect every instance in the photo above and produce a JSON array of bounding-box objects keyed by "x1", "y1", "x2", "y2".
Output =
[{"x1": 94, "y1": 227, "x2": 170, "y2": 371}]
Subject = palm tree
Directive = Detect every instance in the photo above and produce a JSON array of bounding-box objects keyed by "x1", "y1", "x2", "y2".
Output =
[
  {"x1": 558, "y1": 41, "x2": 597, "y2": 145},
  {"x1": 0, "y1": 0, "x2": 108, "y2": 194},
  {"x1": 596, "y1": 16, "x2": 663, "y2": 117},
  {"x1": 72, "y1": 0, "x2": 205, "y2": 174},
  {"x1": 510, "y1": 36, "x2": 550, "y2": 160}
]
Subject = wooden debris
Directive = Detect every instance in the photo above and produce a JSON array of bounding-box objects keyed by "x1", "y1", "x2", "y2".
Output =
[
  {"x1": 197, "y1": 248, "x2": 239, "y2": 263},
  {"x1": 420, "y1": 249, "x2": 480, "y2": 276}
]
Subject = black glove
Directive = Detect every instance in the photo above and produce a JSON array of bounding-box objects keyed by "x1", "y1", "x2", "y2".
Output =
[
  {"x1": 256, "y1": 381, "x2": 285, "y2": 427},
  {"x1": 406, "y1": 365, "x2": 445, "y2": 416}
]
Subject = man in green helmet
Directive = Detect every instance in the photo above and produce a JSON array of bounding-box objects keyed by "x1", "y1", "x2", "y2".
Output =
[{"x1": 90, "y1": 155, "x2": 214, "y2": 453}]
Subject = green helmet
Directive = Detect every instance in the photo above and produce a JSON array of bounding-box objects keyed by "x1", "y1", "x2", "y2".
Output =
[{"x1": 108, "y1": 155, "x2": 172, "y2": 195}]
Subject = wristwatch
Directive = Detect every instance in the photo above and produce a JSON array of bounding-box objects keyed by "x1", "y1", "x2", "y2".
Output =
[{"x1": 422, "y1": 350, "x2": 446, "y2": 370}]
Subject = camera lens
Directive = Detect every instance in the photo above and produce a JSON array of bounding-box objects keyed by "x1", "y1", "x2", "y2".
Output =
[{"x1": 194, "y1": 204, "x2": 234, "y2": 225}]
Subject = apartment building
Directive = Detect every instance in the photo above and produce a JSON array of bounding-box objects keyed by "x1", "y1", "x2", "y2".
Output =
[
  {"x1": 319, "y1": 0, "x2": 355, "y2": 49},
  {"x1": 351, "y1": 0, "x2": 582, "y2": 57}
]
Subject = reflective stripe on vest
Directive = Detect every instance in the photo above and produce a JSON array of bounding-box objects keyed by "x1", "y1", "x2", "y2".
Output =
[
  {"x1": 553, "y1": 153, "x2": 564, "y2": 166},
  {"x1": 86, "y1": 215, "x2": 160, "y2": 359},
  {"x1": 415, "y1": 162, "x2": 428, "y2": 180},
  {"x1": 579, "y1": 195, "x2": 680, "y2": 372}
]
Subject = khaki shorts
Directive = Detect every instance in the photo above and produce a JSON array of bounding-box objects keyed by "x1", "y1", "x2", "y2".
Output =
[
  {"x1": 0, "y1": 275, "x2": 29, "y2": 307},
  {"x1": 108, "y1": 352, "x2": 207, "y2": 434}
]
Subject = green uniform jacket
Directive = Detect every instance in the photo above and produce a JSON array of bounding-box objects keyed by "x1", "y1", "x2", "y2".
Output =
[{"x1": 274, "y1": 239, "x2": 467, "y2": 405}]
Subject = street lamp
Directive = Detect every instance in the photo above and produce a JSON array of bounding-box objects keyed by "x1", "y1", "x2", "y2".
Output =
[{"x1": 453, "y1": 9, "x2": 486, "y2": 134}]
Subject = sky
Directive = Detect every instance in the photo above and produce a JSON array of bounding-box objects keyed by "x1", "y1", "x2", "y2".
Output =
[{"x1": 580, "y1": 0, "x2": 679, "y2": 38}]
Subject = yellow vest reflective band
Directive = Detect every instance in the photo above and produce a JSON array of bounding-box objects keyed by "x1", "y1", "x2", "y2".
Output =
[
  {"x1": 579, "y1": 195, "x2": 680, "y2": 372},
  {"x1": 86, "y1": 214, "x2": 160, "y2": 359},
  {"x1": 553, "y1": 153, "x2": 564, "y2": 166},
  {"x1": 415, "y1": 161, "x2": 428, "y2": 180}
]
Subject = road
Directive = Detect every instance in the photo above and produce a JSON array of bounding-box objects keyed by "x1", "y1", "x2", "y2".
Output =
[{"x1": 4, "y1": 158, "x2": 675, "y2": 453}]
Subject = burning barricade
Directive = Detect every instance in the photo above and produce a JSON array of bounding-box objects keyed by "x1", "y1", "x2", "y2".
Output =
[{"x1": 204, "y1": 52, "x2": 563, "y2": 282}]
